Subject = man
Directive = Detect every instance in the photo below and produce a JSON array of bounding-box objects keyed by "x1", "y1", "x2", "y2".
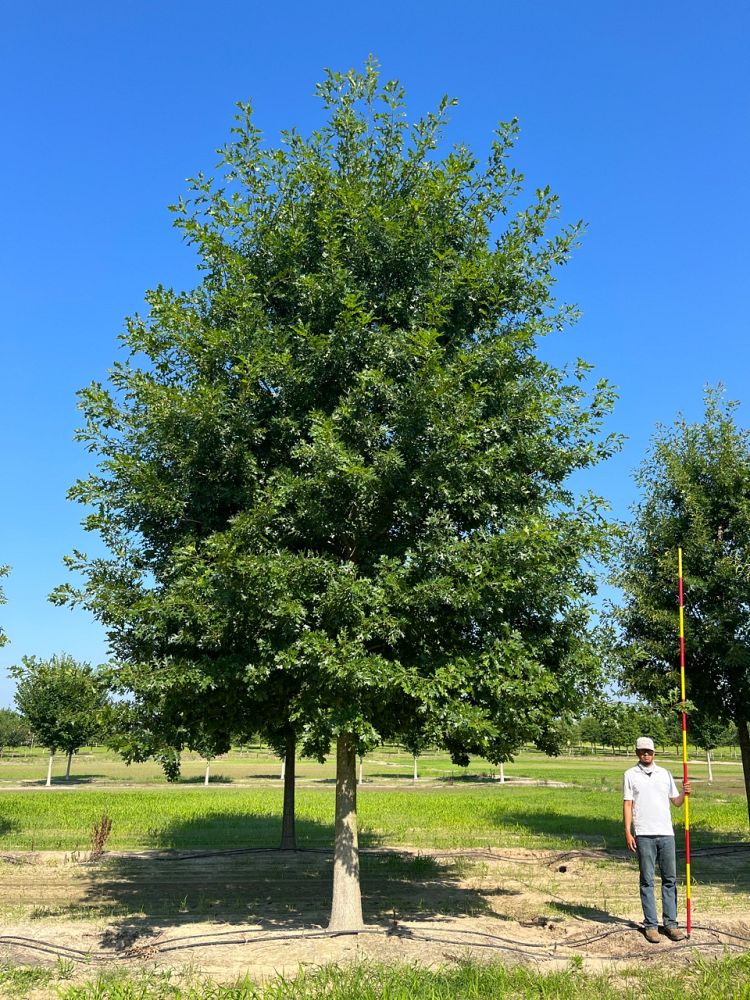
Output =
[{"x1": 623, "y1": 736, "x2": 691, "y2": 942}]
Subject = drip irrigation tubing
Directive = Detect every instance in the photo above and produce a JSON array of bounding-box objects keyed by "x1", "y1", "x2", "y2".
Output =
[
  {"x1": 112, "y1": 843, "x2": 750, "y2": 865},
  {"x1": 1, "y1": 920, "x2": 749, "y2": 967}
]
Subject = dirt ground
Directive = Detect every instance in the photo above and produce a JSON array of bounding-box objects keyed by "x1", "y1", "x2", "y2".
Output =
[{"x1": 0, "y1": 845, "x2": 748, "y2": 990}]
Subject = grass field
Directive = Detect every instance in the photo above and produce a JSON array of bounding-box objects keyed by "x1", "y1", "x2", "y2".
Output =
[
  {"x1": 0, "y1": 742, "x2": 745, "y2": 788},
  {"x1": 0, "y1": 782, "x2": 747, "y2": 854},
  {"x1": 2, "y1": 956, "x2": 750, "y2": 1000},
  {"x1": 0, "y1": 746, "x2": 746, "y2": 853}
]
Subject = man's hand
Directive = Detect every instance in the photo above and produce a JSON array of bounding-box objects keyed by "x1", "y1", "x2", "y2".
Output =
[
  {"x1": 626, "y1": 831, "x2": 637, "y2": 852},
  {"x1": 683, "y1": 780, "x2": 691, "y2": 795}
]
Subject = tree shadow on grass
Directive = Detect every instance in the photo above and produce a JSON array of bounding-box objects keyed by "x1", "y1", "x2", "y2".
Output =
[
  {"x1": 20, "y1": 775, "x2": 110, "y2": 786},
  {"x1": 78, "y1": 812, "x2": 504, "y2": 946},
  {"x1": 177, "y1": 775, "x2": 234, "y2": 785},
  {"x1": 488, "y1": 808, "x2": 627, "y2": 849},
  {"x1": 0, "y1": 818, "x2": 19, "y2": 839}
]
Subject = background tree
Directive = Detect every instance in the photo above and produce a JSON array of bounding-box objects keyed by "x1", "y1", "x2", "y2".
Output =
[
  {"x1": 11, "y1": 654, "x2": 106, "y2": 785},
  {"x1": 614, "y1": 387, "x2": 750, "y2": 822},
  {"x1": 0, "y1": 708, "x2": 31, "y2": 756},
  {"x1": 577, "y1": 699, "x2": 668, "y2": 753},
  {"x1": 103, "y1": 669, "x2": 232, "y2": 784},
  {"x1": 56, "y1": 61, "x2": 618, "y2": 928},
  {"x1": 104, "y1": 664, "x2": 300, "y2": 845},
  {"x1": 687, "y1": 711, "x2": 729, "y2": 783}
]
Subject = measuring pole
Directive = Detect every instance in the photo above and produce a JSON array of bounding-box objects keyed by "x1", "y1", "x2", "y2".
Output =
[{"x1": 678, "y1": 547, "x2": 692, "y2": 936}]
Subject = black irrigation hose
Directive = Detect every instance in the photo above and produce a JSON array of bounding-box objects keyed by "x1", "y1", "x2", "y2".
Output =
[
  {"x1": 2, "y1": 847, "x2": 748, "y2": 967},
  {"x1": 2, "y1": 921, "x2": 750, "y2": 967},
  {"x1": 123, "y1": 842, "x2": 750, "y2": 865}
]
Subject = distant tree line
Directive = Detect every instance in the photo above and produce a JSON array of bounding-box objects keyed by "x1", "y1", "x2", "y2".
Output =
[{"x1": 562, "y1": 701, "x2": 738, "y2": 757}]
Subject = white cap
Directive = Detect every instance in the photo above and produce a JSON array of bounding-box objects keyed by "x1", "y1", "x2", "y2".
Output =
[{"x1": 635, "y1": 736, "x2": 655, "y2": 751}]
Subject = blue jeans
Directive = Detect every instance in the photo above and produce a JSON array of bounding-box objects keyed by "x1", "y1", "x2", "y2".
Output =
[{"x1": 636, "y1": 835, "x2": 678, "y2": 928}]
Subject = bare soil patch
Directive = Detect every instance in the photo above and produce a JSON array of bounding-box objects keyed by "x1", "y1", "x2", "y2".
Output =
[{"x1": 0, "y1": 846, "x2": 747, "y2": 989}]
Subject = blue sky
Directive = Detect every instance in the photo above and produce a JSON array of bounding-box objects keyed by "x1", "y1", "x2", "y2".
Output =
[{"x1": 1, "y1": 1, "x2": 748, "y2": 706}]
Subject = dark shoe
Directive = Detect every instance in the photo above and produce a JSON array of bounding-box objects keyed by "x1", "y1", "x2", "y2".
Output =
[
  {"x1": 643, "y1": 927, "x2": 661, "y2": 943},
  {"x1": 664, "y1": 926, "x2": 685, "y2": 941}
]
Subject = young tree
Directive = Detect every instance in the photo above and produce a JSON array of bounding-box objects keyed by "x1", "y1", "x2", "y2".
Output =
[
  {"x1": 11, "y1": 654, "x2": 106, "y2": 785},
  {"x1": 614, "y1": 388, "x2": 750, "y2": 822},
  {"x1": 688, "y1": 712, "x2": 729, "y2": 783},
  {"x1": 55, "y1": 61, "x2": 618, "y2": 928},
  {"x1": 0, "y1": 708, "x2": 30, "y2": 756}
]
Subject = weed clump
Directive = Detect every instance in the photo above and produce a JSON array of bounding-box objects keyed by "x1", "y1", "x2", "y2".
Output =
[{"x1": 90, "y1": 814, "x2": 112, "y2": 860}]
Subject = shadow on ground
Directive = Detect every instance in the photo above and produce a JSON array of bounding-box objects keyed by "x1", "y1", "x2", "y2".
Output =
[
  {"x1": 492, "y1": 807, "x2": 748, "y2": 849},
  {"x1": 21, "y1": 776, "x2": 106, "y2": 786},
  {"x1": 0, "y1": 819, "x2": 18, "y2": 838},
  {"x1": 77, "y1": 812, "x2": 501, "y2": 941},
  {"x1": 178, "y1": 775, "x2": 234, "y2": 784},
  {"x1": 546, "y1": 901, "x2": 634, "y2": 924}
]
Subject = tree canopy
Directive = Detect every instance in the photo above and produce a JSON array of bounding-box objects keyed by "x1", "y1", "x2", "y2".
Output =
[
  {"x1": 11, "y1": 654, "x2": 107, "y2": 780},
  {"x1": 0, "y1": 708, "x2": 30, "y2": 752},
  {"x1": 56, "y1": 60, "x2": 618, "y2": 926},
  {"x1": 103, "y1": 672, "x2": 233, "y2": 782},
  {"x1": 614, "y1": 387, "x2": 750, "y2": 821}
]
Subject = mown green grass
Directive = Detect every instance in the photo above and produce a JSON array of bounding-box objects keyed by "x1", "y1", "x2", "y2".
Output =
[
  {"x1": 12, "y1": 956, "x2": 749, "y2": 1000},
  {"x1": 0, "y1": 781, "x2": 745, "y2": 852},
  {"x1": 1, "y1": 744, "x2": 743, "y2": 790}
]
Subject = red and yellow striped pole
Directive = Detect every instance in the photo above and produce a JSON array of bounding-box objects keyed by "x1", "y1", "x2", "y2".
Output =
[{"x1": 678, "y1": 547, "x2": 692, "y2": 937}]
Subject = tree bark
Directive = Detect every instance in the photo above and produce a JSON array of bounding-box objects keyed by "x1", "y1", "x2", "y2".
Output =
[
  {"x1": 46, "y1": 754, "x2": 53, "y2": 787},
  {"x1": 413, "y1": 754, "x2": 418, "y2": 782},
  {"x1": 706, "y1": 748, "x2": 713, "y2": 783},
  {"x1": 328, "y1": 734, "x2": 364, "y2": 931},
  {"x1": 280, "y1": 734, "x2": 296, "y2": 851},
  {"x1": 737, "y1": 718, "x2": 750, "y2": 826},
  {"x1": 204, "y1": 761, "x2": 210, "y2": 786},
  {"x1": 65, "y1": 751, "x2": 73, "y2": 780}
]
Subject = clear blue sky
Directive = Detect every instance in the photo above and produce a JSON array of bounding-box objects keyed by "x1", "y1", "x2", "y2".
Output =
[{"x1": 1, "y1": 1, "x2": 748, "y2": 706}]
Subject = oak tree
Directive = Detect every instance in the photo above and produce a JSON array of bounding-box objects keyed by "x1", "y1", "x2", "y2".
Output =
[{"x1": 57, "y1": 61, "x2": 618, "y2": 927}]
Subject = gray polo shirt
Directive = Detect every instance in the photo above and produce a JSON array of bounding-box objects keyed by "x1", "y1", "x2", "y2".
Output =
[{"x1": 623, "y1": 763, "x2": 679, "y2": 836}]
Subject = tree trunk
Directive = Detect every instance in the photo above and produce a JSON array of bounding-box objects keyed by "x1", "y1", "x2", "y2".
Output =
[
  {"x1": 413, "y1": 754, "x2": 418, "y2": 782},
  {"x1": 358, "y1": 755, "x2": 363, "y2": 785},
  {"x1": 280, "y1": 734, "x2": 296, "y2": 851},
  {"x1": 46, "y1": 754, "x2": 53, "y2": 787},
  {"x1": 280, "y1": 756, "x2": 285, "y2": 781},
  {"x1": 204, "y1": 760, "x2": 210, "y2": 786},
  {"x1": 737, "y1": 718, "x2": 750, "y2": 826},
  {"x1": 499, "y1": 762, "x2": 505, "y2": 783},
  {"x1": 65, "y1": 751, "x2": 73, "y2": 780},
  {"x1": 706, "y1": 748, "x2": 713, "y2": 783},
  {"x1": 328, "y1": 734, "x2": 364, "y2": 931}
]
